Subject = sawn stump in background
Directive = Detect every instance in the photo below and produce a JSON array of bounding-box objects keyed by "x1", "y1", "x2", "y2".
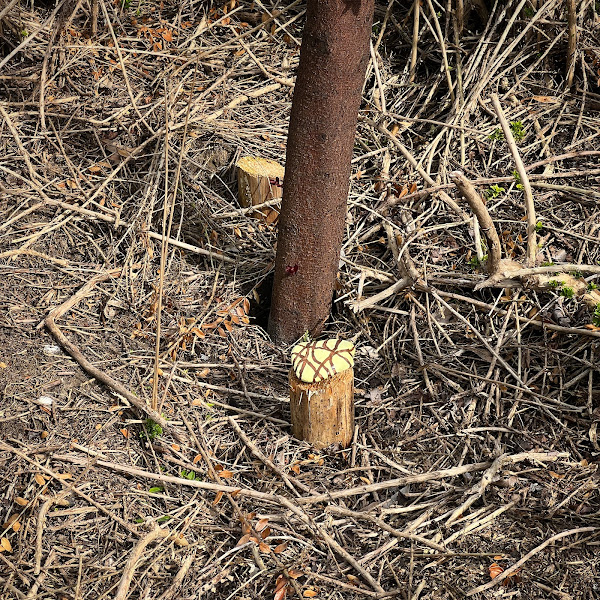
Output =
[{"x1": 236, "y1": 156, "x2": 284, "y2": 224}]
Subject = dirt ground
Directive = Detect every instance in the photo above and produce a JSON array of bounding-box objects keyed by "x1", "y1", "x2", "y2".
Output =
[{"x1": 1, "y1": 1, "x2": 600, "y2": 599}]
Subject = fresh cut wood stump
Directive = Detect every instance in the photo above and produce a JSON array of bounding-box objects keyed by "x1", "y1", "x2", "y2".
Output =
[
  {"x1": 236, "y1": 156, "x2": 284, "y2": 224},
  {"x1": 289, "y1": 339, "x2": 355, "y2": 449}
]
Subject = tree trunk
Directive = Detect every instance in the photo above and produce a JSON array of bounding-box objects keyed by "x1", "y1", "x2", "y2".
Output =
[{"x1": 268, "y1": 0, "x2": 375, "y2": 344}]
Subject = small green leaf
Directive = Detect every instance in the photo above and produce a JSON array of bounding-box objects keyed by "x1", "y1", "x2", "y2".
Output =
[
  {"x1": 148, "y1": 487, "x2": 163, "y2": 493},
  {"x1": 593, "y1": 304, "x2": 600, "y2": 327}
]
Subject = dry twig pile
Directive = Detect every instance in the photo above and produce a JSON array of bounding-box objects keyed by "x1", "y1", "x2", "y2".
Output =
[{"x1": 1, "y1": 0, "x2": 599, "y2": 598}]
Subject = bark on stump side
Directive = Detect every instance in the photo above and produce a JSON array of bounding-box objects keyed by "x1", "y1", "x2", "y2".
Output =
[
  {"x1": 236, "y1": 156, "x2": 283, "y2": 224},
  {"x1": 289, "y1": 367, "x2": 354, "y2": 449}
]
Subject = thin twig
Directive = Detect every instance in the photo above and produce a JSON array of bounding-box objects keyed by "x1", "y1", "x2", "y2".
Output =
[{"x1": 490, "y1": 93, "x2": 537, "y2": 266}]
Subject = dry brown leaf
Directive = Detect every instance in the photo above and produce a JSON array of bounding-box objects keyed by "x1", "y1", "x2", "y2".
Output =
[
  {"x1": 256, "y1": 518, "x2": 269, "y2": 532},
  {"x1": 261, "y1": 527, "x2": 271, "y2": 540},
  {"x1": 489, "y1": 563, "x2": 503, "y2": 579},
  {"x1": 173, "y1": 533, "x2": 189, "y2": 547},
  {"x1": 219, "y1": 470, "x2": 234, "y2": 478},
  {"x1": 287, "y1": 569, "x2": 303, "y2": 579},
  {"x1": 0, "y1": 538, "x2": 12, "y2": 552},
  {"x1": 258, "y1": 542, "x2": 271, "y2": 553},
  {"x1": 274, "y1": 585, "x2": 287, "y2": 600},
  {"x1": 193, "y1": 454, "x2": 203, "y2": 464},
  {"x1": 531, "y1": 95, "x2": 557, "y2": 103},
  {"x1": 236, "y1": 533, "x2": 251, "y2": 547},
  {"x1": 303, "y1": 590, "x2": 318, "y2": 597},
  {"x1": 212, "y1": 491, "x2": 224, "y2": 505},
  {"x1": 2, "y1": 515, "x2": 18, "y2": 529},
  {"x1": 275, "y1": 575, "x2": 288, "y2": 591},
  {"x1": 14, "y1": 497, "x2": 28, "y2": 507},
  {"x1": 34, "y1": 473, "x2": 46, "y2": 486},
  {"x1": 274, "y1": 542, "x2": 288, "y2": 554}
]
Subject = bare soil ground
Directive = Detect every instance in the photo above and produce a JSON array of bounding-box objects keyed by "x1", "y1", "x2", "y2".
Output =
[{"x1": 1, "y1": 1, "x2": 600, "y2": 599}]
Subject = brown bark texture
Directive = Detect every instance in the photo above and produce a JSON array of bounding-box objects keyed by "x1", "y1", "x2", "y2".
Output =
[
  {"x1": 268, "y1": 0, "x2": 375, "y2": 344},
  {"x1": 289, "y1": 367, "x2": 354, "y2": 449}
]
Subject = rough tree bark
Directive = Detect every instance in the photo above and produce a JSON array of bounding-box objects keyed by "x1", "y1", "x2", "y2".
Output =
[{"x1": 268, "y1": 0, "x2": 375, "y2": 344}]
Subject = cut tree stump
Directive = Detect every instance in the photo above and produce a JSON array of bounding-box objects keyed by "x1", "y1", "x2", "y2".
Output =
[
  {"x1": 289, "y1": 367, "x2": 354, "y2": 449},
  {"x1": 289, "y1": 339, "x2": 355, "y2": 449},
  {"x1": 236, "y1": 156, "x2": 284, "y2": 224}
]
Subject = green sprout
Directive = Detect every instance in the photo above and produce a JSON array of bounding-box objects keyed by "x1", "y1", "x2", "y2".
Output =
[
  {"x1": 120, "y1": 0, "x2": 131, "y2": 7},
  {"x1": 469, "y1": 254, "x2": 488, "y2": 269},
  {"x1": 512, "y1": 170, "x2": 524, "y2": 190},
  {"x1": 548, "y1": 280, "x2": 561, "y2": 289},
  {"x1": 593, "y1": 304, "x2": 600, "y2": 327},
  {"x1": 524, "y1": 6, "x2": 536, "y2": 17},
  {"x1": 541, "y1": 261, "x2": 555, "y2": 267},
  {"x1": 484, "y1": 184, "x2": 505, "y2": 200},
  {"x1": 181, "y1": 469, "x2": 201, "y2": 481},
  {"x1": 587, "y1": 282, "x2": 598, "y2": 291},
  {"x1": 535, "y1": 221, "x2": 544, "y2": 232},
  {"x1": 140, "y1": 419, "x2": 163, "y2": 441},
  {"x1": 510, "y1": 121, "x2": 526, "y2": 142},
  {"x1": 560, "y1": 286, "x2": 575, "y2": 299},
  {"x1": 488, "y1": 128, "x2": 504, "y2": 141},
  {"x1": 148, "y1": 486, "x2": 163, "y2": 493},
  {"x1": 571, "y1": 270, "x2": 583, "y2": 279}
]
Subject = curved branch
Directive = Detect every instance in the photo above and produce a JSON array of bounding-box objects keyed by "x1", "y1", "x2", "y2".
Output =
[{"x1": 450, "y1": 171, "x2": 502, "y2": 277}]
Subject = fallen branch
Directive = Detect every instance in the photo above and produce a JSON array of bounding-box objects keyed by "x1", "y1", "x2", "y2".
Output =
[
  {"x1": 40, "y1": 267, "x2": 179, "y2": 437},
  {"x1": 450, "y1": 170, "x2": 502, "y2": 278},
  {"x1": 297, "y1": 461, "x2": 491, "y2": 504},
  {"x1": 114, "y1": 525, "x2": 171, "y2": 600}
]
